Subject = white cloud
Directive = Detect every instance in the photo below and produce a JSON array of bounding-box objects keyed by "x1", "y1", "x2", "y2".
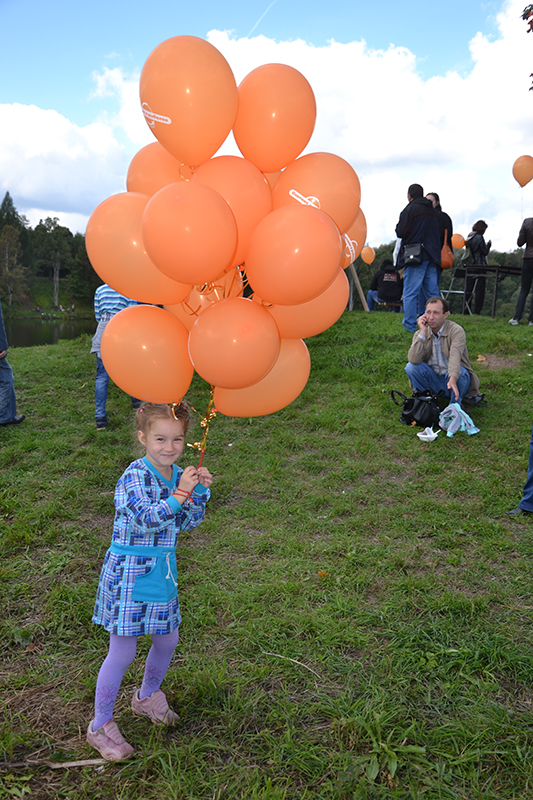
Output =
[
  {"x1": 89, "y1": 66, "x2": 152, "y2": 148},
  {"x1": 0, "y1": 103, "x2": 131, "y2": 232},
  {"x1": 208, "y1": 0, "x2": 533, "y2": 250},
  {"x1": 2, "y1": 0, "x2": 533, "y2": 248}
]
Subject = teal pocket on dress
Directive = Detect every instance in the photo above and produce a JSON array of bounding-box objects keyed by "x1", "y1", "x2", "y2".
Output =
[{"x1": 131, "y1": 553, "x2": 178, "y2": 603}]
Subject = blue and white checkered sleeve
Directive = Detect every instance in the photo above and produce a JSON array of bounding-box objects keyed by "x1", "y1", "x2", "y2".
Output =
[
  {"x1": 116, "y1": 467, "x2": 176, "y2": 532},
  {"x1": 179, "y1": 485, "x2": 210, "y2": 531}
]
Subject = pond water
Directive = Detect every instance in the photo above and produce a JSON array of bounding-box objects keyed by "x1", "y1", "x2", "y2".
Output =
[{"x1": 5, "y1": 317, "x2": 96, "y2": 349}]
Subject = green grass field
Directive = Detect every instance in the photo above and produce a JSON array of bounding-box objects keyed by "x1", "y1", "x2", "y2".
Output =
[{"x1": 1, "y1": 310, "x2": 533, "y2": 799}]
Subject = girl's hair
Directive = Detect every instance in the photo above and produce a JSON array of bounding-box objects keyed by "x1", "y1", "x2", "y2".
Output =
[
  {"x1": 472, "y1": 220, "x2": 488, "y2": 234},
  {"x1": 135, "y1": 403, "x2": 191, "y2": 435},
  {"x1": 427, "y1": 192, "x2": 441, "y2": 211}
]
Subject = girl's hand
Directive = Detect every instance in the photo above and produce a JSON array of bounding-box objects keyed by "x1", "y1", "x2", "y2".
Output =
[
  {"x1": 197, "y1": 466, "x2": 213, "y2": 488},
  {"x1": 178, "y1": 465, "x2": 199, "y2": 493}
]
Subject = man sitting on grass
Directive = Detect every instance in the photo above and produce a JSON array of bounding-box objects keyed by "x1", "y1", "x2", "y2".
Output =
[{"x1": 405, "y1": 297, "x2": 483, "y2": 406}]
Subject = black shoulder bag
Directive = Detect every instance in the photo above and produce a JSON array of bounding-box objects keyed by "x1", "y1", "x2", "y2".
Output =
[
  {"x1": 391, "y1": 389, "x2": 441, "y2": 427},
  {"x1": 403, "y1": 243, "x2": 423, "y2": 266}
]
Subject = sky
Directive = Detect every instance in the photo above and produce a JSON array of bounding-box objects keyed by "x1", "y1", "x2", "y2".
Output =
[{"x1": 1, "y1": 0, "x2": 532, "y2": 251}]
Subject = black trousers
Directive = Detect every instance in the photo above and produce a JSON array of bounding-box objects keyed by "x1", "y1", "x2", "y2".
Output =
[
  {"x1": 464, "y1": 270, "x2": 486, "y2": 315},
  {"x1": 512, "y1": 258, "x2": 533, "y2": 322}
]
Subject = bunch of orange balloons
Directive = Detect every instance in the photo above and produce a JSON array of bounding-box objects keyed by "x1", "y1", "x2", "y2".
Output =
[{"x1": 86, "y1": 35, "x2": 368, "y2": 417}]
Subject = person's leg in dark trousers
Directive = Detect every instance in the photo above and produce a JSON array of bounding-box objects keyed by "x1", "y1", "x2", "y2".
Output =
[
  {"x1": 473, "y1": 275, "x2": 486, "y2": 315},
  {"x1": 513, "y1": 259, "x2": 533, "y2": 322}
]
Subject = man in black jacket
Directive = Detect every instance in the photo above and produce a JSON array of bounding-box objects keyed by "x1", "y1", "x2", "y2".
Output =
[{"x1": 395, "y1": 184, "x2": 441, "y2": 332}]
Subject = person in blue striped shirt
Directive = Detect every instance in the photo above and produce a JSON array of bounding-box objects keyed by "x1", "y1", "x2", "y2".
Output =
[{"x1": 90, "y1": 284, "x2": 139, "y2": 430}]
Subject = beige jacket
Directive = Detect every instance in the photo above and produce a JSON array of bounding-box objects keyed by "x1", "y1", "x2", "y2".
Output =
[{"x1": 407, "y1": 319, "x2": 481, "y2": 397}]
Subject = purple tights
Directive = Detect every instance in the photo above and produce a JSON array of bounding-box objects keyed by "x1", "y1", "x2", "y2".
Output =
[{"x1": 93, "y1": 629, "x2": 180, "y2": 730}]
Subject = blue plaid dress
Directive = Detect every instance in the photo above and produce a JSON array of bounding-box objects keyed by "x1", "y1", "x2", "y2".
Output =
[{"x1": 92, "y1": 457, "x2": 210, "y2": 636}]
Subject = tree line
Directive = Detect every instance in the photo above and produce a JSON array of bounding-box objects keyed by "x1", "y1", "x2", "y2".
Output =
[
  {"x1": 1, "y1": 188, "x2": 525, "y2": 318},
  {"x1": 0, "y1": 191, "x2": 100, "y2": 310}
]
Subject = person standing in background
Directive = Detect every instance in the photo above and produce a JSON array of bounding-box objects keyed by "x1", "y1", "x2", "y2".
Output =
[
  {"x1": 509, "y1": 216, "x2": 533, "y2": 326},
  {"x1": 0, "y1": 295, "x2": 24, "y2": 427},
  {"x1": 426, "y1": 192, "x2": 453, "y2": 287},
  {"x1": 91, "y1": 284, "x2": 139, "y2": 430},
  {"x1": 395, "y1": 184, "x2": 441, "y2": 333},
  {"x1": 462, "y1": 221, "x2": 491, "y2": 315}
]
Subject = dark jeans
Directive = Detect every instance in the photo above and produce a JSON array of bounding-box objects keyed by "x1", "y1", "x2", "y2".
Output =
[
  {"x1": 512, "y1": 258, "x2": 533, "y2": 322},
  {"x1": 0, "y1": 355, "x2": 17, "y2": 424},
  {"x1": 464, "y1": 271, "x2": 486, "y2": 315},
  {"x1": 95, "y1": 355, "x2": 139, "y2": 423},
  {"x1": 519, "y1": 423, "x2": 533, "y2": 512}
]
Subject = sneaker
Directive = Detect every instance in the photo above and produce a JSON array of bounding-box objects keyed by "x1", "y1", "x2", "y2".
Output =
[
  {"x1": 529, "y1": 322, "x2": 533, "y2": 326},
  {"x1": 95, "y1": 417, "x2": 107, "y2": 431},
  {"x1": 131, "y1": 689, "x2": 179, "y2": 725},
  {"x1": 506, "y1": 507, "x2": 533, "y2": 517},
  {"x1": 509, "y1": 318, "x2": 519, "y2": 325},
  {"x1": 0, "y1": 414, "x2": 25, "y2": 426},
  {"x1": 462, "y1": 393, "x2": 486, "y2": 407},
  {"x1": 87, "y1": 719, "x2": 135, "y2": 761}
]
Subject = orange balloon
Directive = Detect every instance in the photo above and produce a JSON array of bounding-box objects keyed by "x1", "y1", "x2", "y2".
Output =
[
  {"x1": 165, "y1": 268, "x2": 244, "y2": 330},
  {"x1": 245, "y1": 204, "x2": 343, "y2": 306},
  {"x1": 188, "y1": 297, "x2": 280, "y2": 389},
  {"x1": 254, "y1": 269, "x2": 349, "y2": 339},
  {"x1": 85, "y1": 192, "x2": 191, "y2": 305},
  {"x1": 233, "y1": 64, "x2": 316, "y2": 173},
  {"x1": 272, "y1": 152, "x2": 361, "y2": 233},
  {"x1": 101, "y1": 305, "x2": 193, "y2": 403},
  {"x1": 214, "y1": 338, "x2": 311, "y2": 417},
  {"x1": 513, "y1": 155, "x2": 533, "y2": 188},
  {"x1": 139, "y1": 36, "x2": 238, "y2": 167},
  {"x1": 141, "y1": 182, "x2": 237, "y2": 285},
  {"x1": 361, "y1": 246, "x2": 375, "y2": 265},
  {"x1": 127, "y1": 143, "x2": 193, "y2": 196},
  {"x1": 340, "y1": 208, "x2": 367, "y2": 268},
  {"x1": 451, "y1": 233, "x2": 465, "y2": 249},
  {"x1": 192, "y1": 156, "x2": 272, "y2": 267}
]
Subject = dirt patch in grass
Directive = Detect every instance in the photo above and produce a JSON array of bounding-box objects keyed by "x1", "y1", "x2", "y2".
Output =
[{"x1": 477, "y1": 354, "x2": 519, "y2": 370}]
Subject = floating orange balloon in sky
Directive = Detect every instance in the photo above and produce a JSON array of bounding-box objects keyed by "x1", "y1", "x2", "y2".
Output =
[
  {"x1": 245, "y1": 204, "x2": 343, "y2": 306},
  {"x1": 127, "y1": 143, "x2": 193, "y2": 196},
  {"x1": 512, "y1": 155, "x2": 533, "y2": 188},
  {"x1": 165, "y1": 268, "x2": 244, "y2": 331},
  {"x1": 340, "y1": 208, "x2": 367, "y2": 268},
  {"x1": 85, "y1": 192, "x2": 191, "y2": 305},
  {"x1": 188, "y1": 297, "x2": 280, "y2": 389},
  {"x1": 101, "y1": 305, "x2": 193, "y2": 403},
  {"x1": 214, "y1": 338, "x2": 311, "y2": 417},
  {"x1": 141, "y1": 182, "x2": 237, "y2": 285},
  {"x1": 272, "y1": 152, "x2": 361, "y2": 234},
  {"x1": 233, "y1": 64, "x2": 316, "y2": 173},
  {"x1": 361, "y1": 246, "x2": 375, "y2": 265},
  {"x1": 451, "y1": 233, "x2": 465, "y2": 249},
  {"x1": 192, "y1": 156, "x2": 272, "y2": 267},
  {"x1": 255, "y1": 269, "x2": 349, "y2": 340},
  {"x1": 139, "y1": 36, "x2": 238, "y2": 167}
]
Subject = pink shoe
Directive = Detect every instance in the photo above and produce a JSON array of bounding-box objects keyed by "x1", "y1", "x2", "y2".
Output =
[
  {"x1": 87, "y1": 719, "x2": 135, "y2": 761},
  {"x1": 131, "y1": 689, "x2": 179, "y2": 725}
]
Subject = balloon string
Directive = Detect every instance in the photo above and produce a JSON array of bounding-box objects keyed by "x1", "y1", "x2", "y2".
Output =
[
  {"x1": 187, "y1": 386, "x2": 217, "y2": 467},
  {"x1": 237, "y1": 264, "x2": 250, "y2": 295}
]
